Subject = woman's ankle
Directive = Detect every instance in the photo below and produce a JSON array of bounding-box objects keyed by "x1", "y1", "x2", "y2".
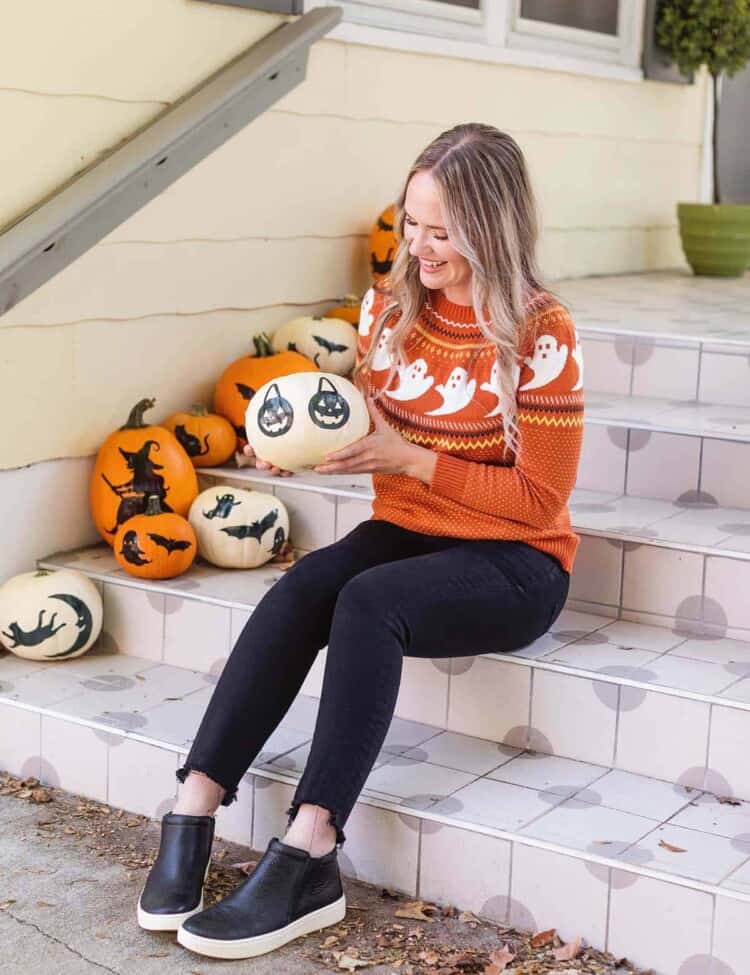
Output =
[
  {"x1": 173, "y1": 769, "x2": 225, "y2": 817},
  {"x1": 282, "y1": 803, "x2": 337, "y2": 857}
]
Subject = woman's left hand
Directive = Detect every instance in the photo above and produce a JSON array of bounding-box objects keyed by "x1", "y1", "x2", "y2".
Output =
[{"x1": 314, "y1": 396, "x2": 435, "y2": 480}]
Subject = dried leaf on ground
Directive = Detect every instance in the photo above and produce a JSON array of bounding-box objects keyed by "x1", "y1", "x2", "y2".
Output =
[
  {"x1": 394, "y1": 900, "x2": 438, "y2": 922},
  {"x1": 553, "y1": 936, "x2": 583, "y2": 961},
  {"x1": 530, "y1": 927, "x2": 556, "y2": 948},
  {"x1": 337, "y1": 953, "x2": 372, "y2": 970},
  {"x1": 229, "y1": 860, "x2": 257, "y2": 875},
  {"x1": 483, "y1": 943, "x2": 515, "y2": 972},
  {"x1": 719, "y1": 796, "x2": 741, "y2": 806}
]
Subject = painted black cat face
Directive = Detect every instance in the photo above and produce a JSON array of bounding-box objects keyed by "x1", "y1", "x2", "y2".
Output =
[
  {"x1": 308, "y1": 377, "x2": 350, "y2": 430},
  {"x1": 257, "y1": 383, "x2": 294, "y2": 438}
]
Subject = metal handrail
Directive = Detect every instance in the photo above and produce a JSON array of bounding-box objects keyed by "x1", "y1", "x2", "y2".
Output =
[{"x1": 0, "y1": 6, "x2": 342, "y2": 316}]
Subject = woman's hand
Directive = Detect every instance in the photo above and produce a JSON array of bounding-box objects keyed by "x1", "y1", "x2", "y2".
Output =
[
  {"x1": 313, "y1": 396, "x2": 438, "y2": 484},
  {"x1": 241, "y1": 442, "x2": 295, "y2": 477}
]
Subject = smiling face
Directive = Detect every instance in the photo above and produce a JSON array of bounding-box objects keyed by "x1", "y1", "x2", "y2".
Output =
[{"x1": 403, "y1": 170, "x2": 472, "y2": 305}]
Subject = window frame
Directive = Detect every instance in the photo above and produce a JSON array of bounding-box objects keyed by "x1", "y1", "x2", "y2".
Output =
[{"x1": 303, "y1": 0, "x2": 647, "y2": 82}]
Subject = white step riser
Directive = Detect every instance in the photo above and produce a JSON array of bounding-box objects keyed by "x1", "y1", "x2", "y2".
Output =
[
  {"x1": 199, "y1": 472, "x2": 750, "y2": 643},
  {"x1": 580, "y1": 329, "x2": 750, "y2": 409},
  {"x1": 578, "y1": 426, "x2": 750, "y2": 510},
  {"x1": 1, "y1": 699, "x2": 747, "y2": 975}
]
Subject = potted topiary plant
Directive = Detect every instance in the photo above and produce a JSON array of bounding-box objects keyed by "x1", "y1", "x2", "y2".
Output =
[{"x1": 656, "y1": 0, "x2": 750, "y2": 276}]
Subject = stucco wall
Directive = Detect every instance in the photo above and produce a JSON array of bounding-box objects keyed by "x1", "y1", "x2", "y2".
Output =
[{"x1": 1, "y1": 3, "x2": 707, "y2": 491}]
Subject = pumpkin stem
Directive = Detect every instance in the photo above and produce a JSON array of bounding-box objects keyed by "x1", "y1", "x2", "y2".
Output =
[
  {"x1": 120, "y1": 398, "x2": 156, "y2": 430},
  {"x1": 34, "y1": 569, "x2": 51, "y2": 578},
  {"x1": 342, "y1": 293, "x2": 361, "y2": 306},
  {"x1": 252, "y1": 332, "x2": 275, "y2": 358},
  {"x1": 145, "y1": 494, "x2": 163, "y2": 516},
  {"x1": 191, "y1": 404, "x2": 209, "y2": 416}
]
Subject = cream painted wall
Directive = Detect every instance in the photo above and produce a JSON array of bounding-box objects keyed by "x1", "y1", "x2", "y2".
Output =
[{"x1": 0, "y1": 2, "x2": 709, "y2": 575}]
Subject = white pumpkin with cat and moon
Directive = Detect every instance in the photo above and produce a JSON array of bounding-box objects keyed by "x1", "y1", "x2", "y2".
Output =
[
  {"x1": 245, "y1": 372, "x2": 370, "y2": 473},
  {"x1": 271, "y1": 316, "x2": 356, "y2": 376},
  {"x1": 0, "y1": 568, "x2": 102, "y2": 661},
  {"x1": 188, "y1": 485, "x2": 290, "y2": 569}
]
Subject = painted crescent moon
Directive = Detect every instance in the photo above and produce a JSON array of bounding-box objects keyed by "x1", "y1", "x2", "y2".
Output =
[{"x1": 46, "y1": 593, "x2": 94, "y2": 657}]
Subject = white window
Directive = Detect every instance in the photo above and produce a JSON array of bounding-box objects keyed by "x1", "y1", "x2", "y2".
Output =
[{"x1": 304, "y1": 0, "x2": 646, "y2": 82}]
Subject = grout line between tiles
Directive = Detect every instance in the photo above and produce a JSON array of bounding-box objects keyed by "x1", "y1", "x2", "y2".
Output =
[
  {"x1": 611, "y1": 684, "x2": 621, "y2": 767},
  {"x1": 603, "y1": 866, "x2": 613, "y2": 953},
  {"x1": 505, "y1": 841, "x2": 514, "y2": 926},
  {"x1": 415, "y1": 819, "x2": 423, "y2": 897},
  {"x1": 695, "y1": 342, "x2": 705, "y2": 402}
]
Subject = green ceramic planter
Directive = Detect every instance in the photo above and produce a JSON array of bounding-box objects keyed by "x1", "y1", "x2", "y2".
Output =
[{"x1": 677, "y1": 202, "x2": 750, "y2": 277}]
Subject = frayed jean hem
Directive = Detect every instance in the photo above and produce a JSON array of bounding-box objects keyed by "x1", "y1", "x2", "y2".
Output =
[{"x1": 175, "y1": 764, "x2": 239, "y2": 807}]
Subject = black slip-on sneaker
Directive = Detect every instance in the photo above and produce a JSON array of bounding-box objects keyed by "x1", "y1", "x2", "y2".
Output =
[
  {"x1": 137, "y1": 812, "x2": 215, "y2": 931},
  {"x1": 176, "y1": 836, "x2": 346, "y2": 959}
]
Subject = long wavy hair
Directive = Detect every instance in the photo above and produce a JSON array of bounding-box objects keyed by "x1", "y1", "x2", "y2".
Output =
[{"x1": 353, "y1": 123, "x2": 558, "y2": 461}]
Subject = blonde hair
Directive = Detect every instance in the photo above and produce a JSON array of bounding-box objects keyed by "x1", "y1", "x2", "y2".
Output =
[{"x1": 353, "y1": 123, "x2": 558, "y2": 461}]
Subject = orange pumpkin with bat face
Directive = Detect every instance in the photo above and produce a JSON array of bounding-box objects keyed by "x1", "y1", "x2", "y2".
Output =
[
  {"x1": 113, "y1": 495, "x2": 197, "y2": 579},
  {"x1": 89, "y1": 398, "x2": 199, "y2": 547},
  {"x1": 213, "y1": 332, "x2": 318, "y2": 448},
  {"x1": 369, "y1": 203, "x2": 399, "y2": 282},
  {"x1": 163, "y1": 404, "x2": 236, "y2": 468}
]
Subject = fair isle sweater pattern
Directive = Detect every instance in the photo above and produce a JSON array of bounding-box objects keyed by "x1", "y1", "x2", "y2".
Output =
[{"x1": 355, "y1": 284, "x2": 585, "y2": 574}]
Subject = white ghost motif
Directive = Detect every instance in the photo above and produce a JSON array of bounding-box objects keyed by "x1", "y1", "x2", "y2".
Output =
[
  {"x1": 426, "y1": 367, "x2": 477, "y2": 416},
  {"x1": 387, "y1": 356, "x2": 435, "y2": 401},
  {"x1": 480, "y1": 359, "x2": 522, "y2": 417},
  {"x1": 519, "y1": 333, "x2": 569, "y2": 391},
  {"x1": 358, "y1": 287, "x2": 375, "y2": 337},
  {"x1": 371, "y1": 326, "x2": 395, "y2": 371},
  {"x1": 571, "y1": 327, "x2": 584, "y2": 391}
]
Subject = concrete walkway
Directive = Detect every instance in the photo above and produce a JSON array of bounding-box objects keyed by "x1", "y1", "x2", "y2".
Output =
[{"x1": 0, "y1": 778, "x2": 639, "y2": 974}]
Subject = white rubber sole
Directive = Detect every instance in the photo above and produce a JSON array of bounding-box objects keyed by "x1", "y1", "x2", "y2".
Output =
[
  {"x1": 137, "y1": 860, "x2": 211, "y2": 932},
  {"x1": 176, "y1": 893, "x2": 347, "y2": 959}
]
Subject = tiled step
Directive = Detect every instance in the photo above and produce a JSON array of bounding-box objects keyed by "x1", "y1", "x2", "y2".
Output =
[
  {"x1": 0, "y1": 659, "x2": 748, "y2": 975},
  {"x1": 194, "y1": 465, "x2": 750, "y2": 640},
  {"x1": 33, "y1": 543, "x2": 750, "y2": 800},
  {"x1": 559, "y1": 271, "x2": 750, "y2": 409}
]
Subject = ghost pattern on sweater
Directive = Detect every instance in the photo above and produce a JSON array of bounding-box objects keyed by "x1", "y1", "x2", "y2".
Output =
[
  {"x1": 357, "y1": 286, "x2": 584, "y2": 421},
  {"x1": 355, "y1": 285, "x2": 585, "y2": 574}
]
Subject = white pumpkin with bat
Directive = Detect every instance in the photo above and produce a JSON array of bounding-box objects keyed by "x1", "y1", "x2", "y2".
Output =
[
  {"x1": 270, "y1": 316, "x2": 357, "y2": 376},
  {"x1": 188, "y1": 486, "x2": 290, "y2": 569},
  {"x1": 0, "y1": 568, "x2": 103, "y2": 661},
  {"x1": 245, "y1": 372, "x2": 370, "y2": 473}
]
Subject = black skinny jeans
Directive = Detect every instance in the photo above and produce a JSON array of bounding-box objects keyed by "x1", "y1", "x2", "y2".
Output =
[{"x1": 176, "y1": 518, "x2": 570, "y2": 846}]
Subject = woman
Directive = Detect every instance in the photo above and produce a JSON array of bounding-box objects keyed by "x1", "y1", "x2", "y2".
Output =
[{"x1": 137, "y1": 122, "x2": 584, "y2": 961}]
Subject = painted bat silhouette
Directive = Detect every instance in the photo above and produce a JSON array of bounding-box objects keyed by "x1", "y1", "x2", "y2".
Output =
[
  {"x1": 174, "y1": 424, "x2": 210, "y2": 458},
  {"x1": 120, "y1": 530, "x2": 151, "y2": 566},
  {"x1": 268, "y1": 526, "x2": 286, "y2": 555},
  {"x1": 2, "y1": 609, "x2": 66, "y2": 649},
  {"x1": 147, "y1": 532, "x2": 193, "y2": 555},
  {"x1": 312, "y1": 334, "x2": 350, "y2": 368},
  {"x1": 203, "y1": 494, "x2": 242, "y2": 520},
  {"x1": 371, "y1": 249, "x2": 394, "y2": 276},
  {"x1": 377, "y1": 214, "x2": 394, "y2": 232},
  {"x1": 285, "y1": 341, "x2": 298, "y2": 353},
  {"x1": 235, "y1": 382, "x2": 256, "y2": 401},
  {"x1": 221, "y1": 508, "x2": 279, "y2": 543}
]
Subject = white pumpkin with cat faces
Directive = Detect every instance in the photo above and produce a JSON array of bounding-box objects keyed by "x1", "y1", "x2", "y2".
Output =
[{"x1": 245, "y1": 372, "x2": 370, "y2": 472}]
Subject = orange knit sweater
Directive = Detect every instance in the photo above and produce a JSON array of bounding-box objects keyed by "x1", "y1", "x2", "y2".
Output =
[{"x1": 356, "y1": 285, "x2": 584, "y2": 573}]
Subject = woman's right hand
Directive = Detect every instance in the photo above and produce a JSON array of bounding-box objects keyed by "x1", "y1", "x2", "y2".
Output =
[{"x1": 242, "y1": 442, "x2": 295, "y2": 477}]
